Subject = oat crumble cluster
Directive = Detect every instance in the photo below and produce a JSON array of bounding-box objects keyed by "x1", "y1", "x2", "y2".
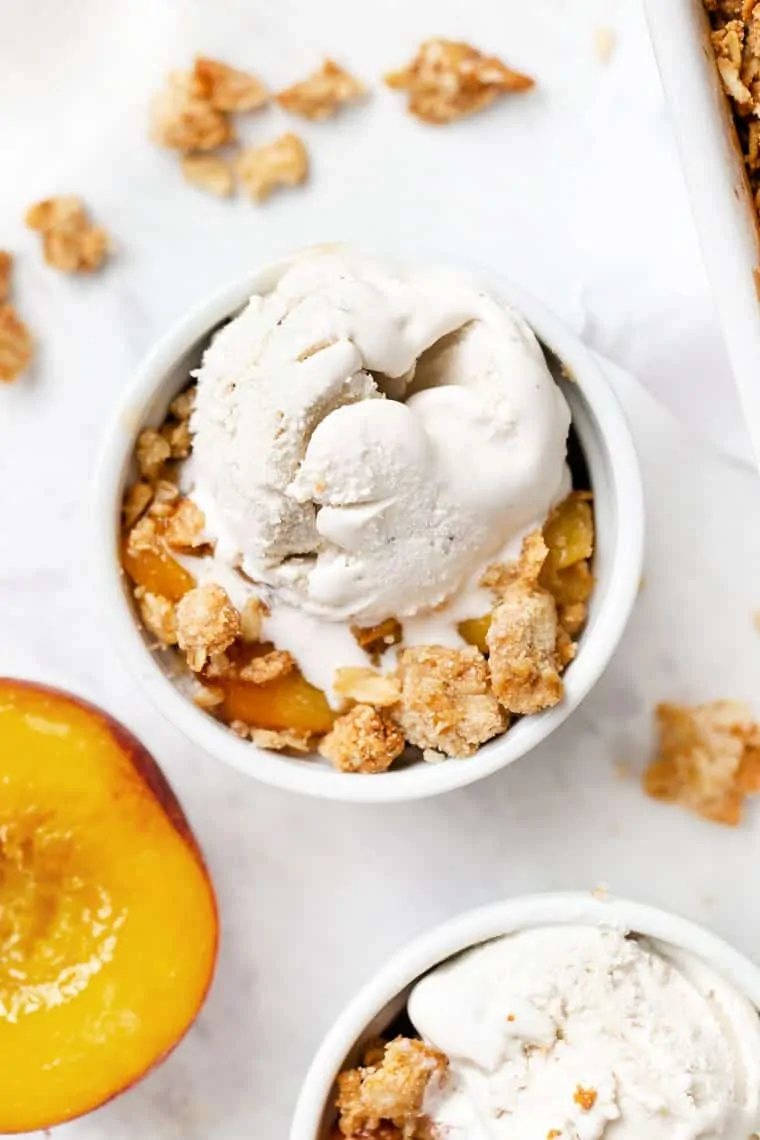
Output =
[
  {"x1": 25, "y1": 196, "x2": 110, "y2": 273},
  {"x1": 704, "y1": 0, "x2": 760, "y2": 214},
  {"x1": 644, "y1": 699, "x2": 760, "y2": 826},
  {"x1": 119, "y1": 381, "x2": 594, "y2": 772},
  {"x1": 334, "y1": 1037, "x2": 447, "y2": 1140}
]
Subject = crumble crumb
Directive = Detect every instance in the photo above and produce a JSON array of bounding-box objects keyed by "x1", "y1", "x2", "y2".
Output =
[
  {"x1": 239, "y1": 596, "x2": 268, "y2": 643},
  {"x1": 276, "y1": 59, "x2": 366, "y2": 120},
  {"x1": 644, "y1": 700, "x2": 760, "y2": 825},
  {"x1": 385, "y1": 38, "x2": 534, "y2": 124},
  {"x1": 151, "y1": 70, "x2": 234, "y2": 152},
  {"x1": 176, "y1": 582, "x2": 241, "y2": 671},
  {"x1": 169, "y1": 386, "x2": 196, "y2": 422},
  {"x1": 594, "y1": 27, "x2": 616, "y2": 63},
  {"x1": 25, "y1": 196, "x2": 109, "y2": 273},
  {"x1": 192, "y1": 56, "x2": 269, "y2": 112},
  {"x1": 135, "y1": 589, "x2": 178, "y2": 647},
  {"x1": 229, "y1": 719, "x2": 250, "y2": 738},
  {"x1": 251, "y1": 726, "x2": 313, "y2": 753},
  {"x1": 486, "y1": 531, "x2": 564, "y2": 715},
  {"x1": 126, "y1": 513, "x2": 161, "y2": 556},
  {"x1": 164, "y1": 497, "x2": 207, "y2": 551},
  {"x1": 712, "y1": 20, "x2": 753, "y2": 104},
  {"x1": 122, "y1": 482, "x2": 154, "y2": 529},
  {"x1": 336, "y1": 1037, "x2": 447, "y2": 1138},
  {"x1": 192, "y1": 683, "x2": 224, "y2": 711},
  {"x1": 239, "y1": 649, "x2": 295, "y2": 684},
  {"x1": 0, "y1": 251, "x2": 12, "y2": 304},
  {"x1": 422, "y1": 748, "x2": 446, "y2": 764},
  {"x1": 162, "y1": 418, "x2": 192, "y2": 459},
  {"x1": 574, "y1": 1085, "x2": 598, "y2": 1112},
  {"x1": 181, "y1": 154, "x2": 235, "y2": 197},
  {"x1": 136, "y1": 427, "x2": 172, "y2": 481},
  {"x1": 0, "y1": 304, "x2": 33, "y2": 383},
  {"x1": 319, "y1": 704, "x2": 405, "y2": 773},
  {"x1": 394, "y1": 644, "x2": 507, "y2": 758},
  {"x1": 333, "y1": 666, "x2": 401, "y2": 707},
  {"x1": 237, "y1": 133, "x2": 309, "y2": 202}
]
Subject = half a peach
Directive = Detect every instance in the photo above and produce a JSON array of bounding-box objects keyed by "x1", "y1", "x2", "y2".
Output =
[{"x1": 0, "y1": 679, "x2": 218, "y2": 1133}]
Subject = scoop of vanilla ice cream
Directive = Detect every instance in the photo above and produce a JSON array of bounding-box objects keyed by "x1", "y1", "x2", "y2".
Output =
[
  {"x1": 407, "y1": 926, "x2": 760, "y2": 1140},
  {"x1": 190, "y1": 250, "x2": 570, "y2": 625}
]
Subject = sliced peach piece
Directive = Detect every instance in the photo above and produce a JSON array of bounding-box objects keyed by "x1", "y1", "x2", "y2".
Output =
[
  {"x1": 458, "y1": 614, "x2": 491, "y2": 654},
  {"x1": 219, "y1": 670, "x2": 336, "y2": 735},
  {"x1": 121, "y1": 539, "x2": 196, "y2": 601},
  {"x1": 541, "y1": 492, "x2": 594, "y2": 574},
  {"x1": 0, "y1": 679, "x2": 218, "y2": 1133}
]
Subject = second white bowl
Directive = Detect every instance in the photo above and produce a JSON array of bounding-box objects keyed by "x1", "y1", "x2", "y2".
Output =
[{"x1": 94, "y1": 251, "x2": 644, "y2": 803}]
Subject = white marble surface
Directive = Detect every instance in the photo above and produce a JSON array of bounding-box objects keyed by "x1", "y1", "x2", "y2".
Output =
[{"x1": 3, "y1": 1, "x2": 760, "y2": 1137}]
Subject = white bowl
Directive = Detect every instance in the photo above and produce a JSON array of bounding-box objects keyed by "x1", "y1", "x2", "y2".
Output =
[
  {"x1": 644, "y1": 0, "x2": 760, "y2": 467},
  {"x1": 94, "y1": 250, "x2": 644, "y2": 803},
  {"x1": 290, "y1": 890, "x2": 760, "y2": 1140}
]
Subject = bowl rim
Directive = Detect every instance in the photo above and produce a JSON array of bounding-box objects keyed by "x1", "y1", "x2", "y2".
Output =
[
  {"x1": 93, "y1": 250, "x2": 644, "y2": 803},
  {"x1": 289, "y1": 890, "x2": 760, "y2": 1140}
]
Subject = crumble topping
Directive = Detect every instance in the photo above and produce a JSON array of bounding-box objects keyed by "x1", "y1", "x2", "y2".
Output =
[
  {"x1": 181, "y1": 154, "x2": 235, "y2": 197},
  {"x1": 163, "y1": 498, "x2": 208, "y2": 551},
  {"x1": 385, "y1": 38, "x2": 534, "y2": 124},
  {"x1": 192, "y1": 57, "x2": 268, "y2": 113},
  {"x1": 239, "y1": 596, "x2": 268, "y2": 643},
  {"x1": 319, "y1": 705, "x2": 406, "y2": 773},
  {"x1": 122, "y1": 481, "x2": 154, "y2": 529},
  {"x1": 238, "y1": 649, "x2": 295, "y2": 684},
  {"x1": 394, "y1": 645, "x2": 507, "y2": 758},
  {"x1": 250, "y1": 726, "x2": 313, "y2": 753},
  {"x1": 336, "y1": 1037, "x2": 447, "y2": 1138},
  {"x1": 162, "y1": 417, "x2": 192, "y2": 459},
  {"x1": 0, "y1": 303, "x2": 33, "y2": 384},
  {"x1": 236, "y1": 133, "x2": 309, "y2": 202},
  {"x1": 333, "y1": 667, "x2": 401, "y2": 707},
  {"x1": 150, "y1": 70, "x2": 234, "y2": 152},
  {"x1": 169, "y1": 385, "x2": 196, "y2": 422},
  {"x1": 136, "y1": 428, "x2": 172, "y2": 481},
  {"x1": 135, "y1": 589, "x2": 178, "y2": 647},
  {"x1": 486, "y1": 531, "x2": 564, "y2": 715},
  {"x1": 276, "y1": 59, "x2": 366, "y2": 120},
  {"x1": 176, "y1": 583, "x2": 241, "y2": 671},
  {"x1": 126, "y1": 513, "x2": 161, "y2": 556},
  {"x1": 644, "y1": 700, "x2": 760, "y2": 825},
  {"x1": 25, "y1": 196, "x2": 109, "y2": 273}
]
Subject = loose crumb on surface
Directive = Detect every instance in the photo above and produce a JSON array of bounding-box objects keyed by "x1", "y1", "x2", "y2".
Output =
[
  {"x1": 181, "y1": 153, "x2": 235, "y2": 197},
  {"x1": 276, "y1": 59, "x2": 366, "y2": 120},
  {"x1": 25, "y1": 196, "x2": 109, "y2": 273},
  {"x1": 151, "y1": 70, "x2": 234, "y2": 152},
  {"x1": 644, "y1": 700, "x2": 760, "y2": 826},
  {"x1": 237, "y1": 133, "x2": 309, "y2": 202},
  {"x1": 594, "y1": 27, "x2": 616, "y2": 63},
  {"x1": 319, "y1": 704, "x2": 405, "y2": 773},
  {"x1": 0, "y1": 303, "x2": 33, "y2": 383},
  {"x1": 336, "y1": 1037, "x2": 447, "y2": 1137},
  {"x1": 385, "y1": 38, "x2": 534, "y2": 124},
  {"x1": 192, "y1": 56, "x2": 269, "y2": 112}
]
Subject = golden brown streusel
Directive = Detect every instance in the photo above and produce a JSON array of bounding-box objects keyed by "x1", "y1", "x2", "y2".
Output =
[
  {"x1": 239, "y1": 649, "x2": 295, "y2": 684},
  {"x1": 151, "y1": 71, "x2": 234, "y2": 152},
  {"x1": 385, "y1": 38, "x2": 534, "y2": 124},
  {"x1": 181, "y1": 154, "x2": 235, "y2": 197},
  {"x1": 136, "y1": 428, "x2": 172, "y2": 482},
  {"x1": 126, "y1": 513, "x2": 161, "y2": 556},
  {"x1": 192, "y1": 682, "x2": 224, "y2": 711},
  {"x1": 333, "y1": 666, "x2": 401, "y2": 707},
  {"x1": 336, "y1": 1037, "x2": 447, "y2": 1138},
  {"x1": 0, "y1": 251, "x2": 12, "y2": 304},
  {"x1": 237, "y1": 133, "x2": 309, "y2": 202},
  {"x1": 176, "y1": 582, "x2": 241, "y2": 671},
  {"x1": 712, "y1": 20, "x2": 753, "y2": 104},
  {"x1": 319, "y1": 704, "x2": 406, "y2": 773},
  {"x1": 192, "y1": 57, "x2": 269, "y2": 112},
  {"x1": 394, "y1": 645, "x2": 507, "y2": 758},
  {"x1": 148, "y1": 477, "x2": 181, "y2": 517},
  {"x1": 26, "y1": 196, "x2": 109, "y2": 273},
  {"x1": 164, "y1": 498, "x2": 207, "y2": 551},
  {"x1": 276, "y1": 59, "x2": 366, "y2": 120},
  {"x1": 135, "y1": 589, "x2": 178, "y2": 647},
  {"x1": 169, "y1": 386, "x2": 196, "y2": 422},
  {"x1": 644, "y1": 700, "x2": 760, "y2": 826},
  {"x1": 239, "y1": 596, "x2": 268, "y2": 643},
  {"x1": 122, "y1": 482, "x2": 154, "y2": 529},
  {"x1": 162, "y1": 418, "x2": 192, "y2": 459},
  {"x1": 486, "y1": 531, "x2": 564, "y2": 715},
  {"x1": 0, "y1": 304, "x2": 33, "y2": 383},
  {"x1": 251, "y1": 726, "x2": 313, "y2": 753}
]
